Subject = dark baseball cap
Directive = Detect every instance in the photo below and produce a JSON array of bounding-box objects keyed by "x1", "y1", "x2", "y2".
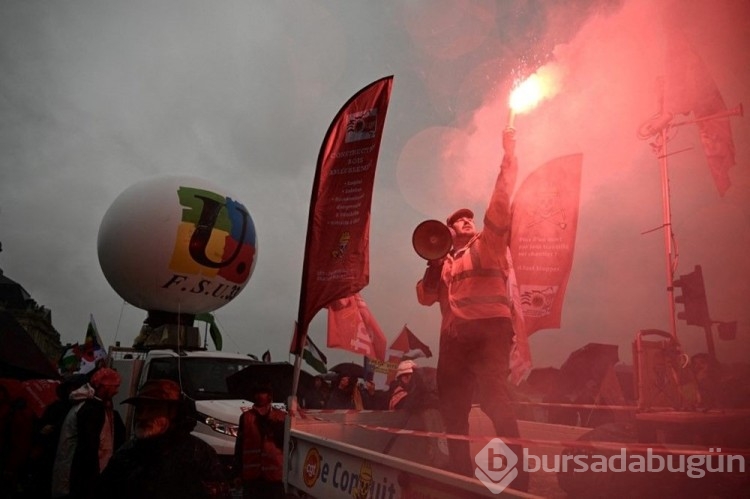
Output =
[
  {"x1": 122, "y1": 379, "x2": 182, "y2": 405},
  {"x1": 446, "y1": 208, "x2": 474, "y2": 226}
]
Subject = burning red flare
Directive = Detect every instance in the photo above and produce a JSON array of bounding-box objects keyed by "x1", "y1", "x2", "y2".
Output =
[{"x1": 507, "y1": 67, "x2": 561, "y2": 127}]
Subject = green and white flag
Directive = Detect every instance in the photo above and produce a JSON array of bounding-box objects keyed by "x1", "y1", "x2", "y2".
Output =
[{"x1": 302, "y1": 335, "x2": 328, "y2": 374}]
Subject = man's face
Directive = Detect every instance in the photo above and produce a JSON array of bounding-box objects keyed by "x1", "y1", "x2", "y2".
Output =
[
  {"x1": 451, "y1": 216, "x2": 476, "y2": 239},
  {"x1": 133, "y1": 401, "x2": 174, "y2": 439},
  {"x1": 253, "y1": 391, "x2": 273, "y2": 415}
]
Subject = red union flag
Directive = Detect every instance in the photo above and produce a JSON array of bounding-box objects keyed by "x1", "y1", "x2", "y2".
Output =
[
  {"x1": 510, "y1": 153, "x2": 582, "y2": 336},
  {"x1": 292, "y1": 76, "x2": 394, "y2": 355},
  {"x1": 665, "y1": 30, "x2": 736, "y2": 197},
  {"x1": 326, "y1": 293, "x2": 387, "y2": 361}
]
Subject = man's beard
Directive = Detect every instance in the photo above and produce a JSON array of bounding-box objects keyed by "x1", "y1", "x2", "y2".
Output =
[{"x1": 134, "y1": 416, "x2": 171, "y2": 439}]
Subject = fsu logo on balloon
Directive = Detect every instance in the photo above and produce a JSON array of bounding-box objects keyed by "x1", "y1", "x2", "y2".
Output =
[{"x1": 162, "y1": 186, "x2": 256, "y2": 302}]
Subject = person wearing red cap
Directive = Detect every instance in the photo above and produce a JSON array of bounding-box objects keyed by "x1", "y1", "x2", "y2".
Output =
[
  {"x1": 416, "y1": 127, "x2": 528, "y2": 491},
  {"x1": 94, "y1": 379, "x2": 229, "y2": 499},
  {"x1": 51, "y1": 367, "x2": 125, "y2": 498}
]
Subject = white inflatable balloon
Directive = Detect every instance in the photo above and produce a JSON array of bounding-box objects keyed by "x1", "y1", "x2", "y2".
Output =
[{"x1": 98, "y1": 175, "x2": 257, "y2": 314}]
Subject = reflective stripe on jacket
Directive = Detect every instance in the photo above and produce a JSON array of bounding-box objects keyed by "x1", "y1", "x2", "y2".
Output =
[{"x1": 446, "y1": 238, "x2": 511, "y2": 321}]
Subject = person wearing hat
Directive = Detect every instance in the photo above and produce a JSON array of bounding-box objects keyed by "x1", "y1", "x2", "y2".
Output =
[
  {"x1": 93, "y1": 379, "x2": 229, "y2": 499},
  {"x1": 51, "y1": 367, "x2": 124, "y2": 499},
  {"x1": 233, "y1": 384, "x2": 285, "y2": 499},
  {"x1": 416, "y1": 127, "x2": 528, "y2": 491},
  {"x1": 389, "y1": 360, "x2": 417, "y2": 410}
]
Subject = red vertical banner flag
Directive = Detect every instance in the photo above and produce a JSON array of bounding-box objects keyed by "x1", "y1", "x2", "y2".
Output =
[
  {"x1": 291, "y1": 76, "x2": 394, "y2": 356},
  {"x1": 510, "y1": 153, "x2": 583, "y2": 336}
]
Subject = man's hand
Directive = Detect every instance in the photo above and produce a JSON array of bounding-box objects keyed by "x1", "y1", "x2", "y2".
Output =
[
  {"x1": 422, "y1": 258, "x2": 444, "y2": 290},
  {"x1": 502, "y1": 127, "x2": 516, "y2": 157},
  {"x1": 427, "y1": 257, "x2": 445, "y2": 268}
]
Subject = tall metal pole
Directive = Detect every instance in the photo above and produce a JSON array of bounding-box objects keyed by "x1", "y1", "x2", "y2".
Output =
[
  {"x1": 657, "y1": 128, "x2": 679, "y2": 341},
  {"x1": 637, "y1": 80, "x2": 680, "y2": 341}
]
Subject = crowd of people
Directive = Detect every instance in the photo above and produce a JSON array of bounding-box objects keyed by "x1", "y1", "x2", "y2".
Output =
[
  {"x1": 1, "y1": 369, "x2": 233, "y2": 499},
  {"x1": 1, "y1": 360, "x2": 445, "y2": 499},
  {"x1": 297, "y1": 361, "x2": 441, "y2": 413}
]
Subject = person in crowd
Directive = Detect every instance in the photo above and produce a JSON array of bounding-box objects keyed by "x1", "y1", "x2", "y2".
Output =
[
  {"x1": 93, "y1": 379, "x2": 229, "y2": 499},
  {"x1": 301, "y1": 375, "x2": 328, "y2": 409},
  {"x1": 51, "y1": 367, "x2": 124, "y2": 498},
  {"x1": 31, "y1": 374, "x2": 89, "y2": 497},
  {"x1": 389, "y1": 360, "x2": 417, "y2": 410},
  {"x1": 234, "y1": 384, "x2": 286, "y2": 499},
  {"x1": 388, "y1": 360, "x2": 440, "y2": 412},
  {"x1": 360, "y1": 377, "x2": 389, "y2": 410},
  {"x1": 416, "y1": 127, "x2": 528, "y2": 491},
  {"x1": 326, "y1": 375, "x2": 361, "y2": 410}
]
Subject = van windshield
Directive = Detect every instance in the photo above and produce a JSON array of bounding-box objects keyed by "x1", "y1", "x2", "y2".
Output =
[{"x1": 147, "y1": 357, "x2": 257, "y2": 400}]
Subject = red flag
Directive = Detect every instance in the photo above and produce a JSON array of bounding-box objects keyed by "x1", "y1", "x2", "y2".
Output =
[
  {"x1": 387, "y1": 325, "x2": 433, "y2": 359},
  {"x1": 22, "y1": 379, "x2": 61, "y2": 418},
  {"x1": 326, "y1": 293, "x2": 387, "y2": 361},
  {"x1": 292, "y1": 76, "x2": 394, "y2": 355},
  {"x1": 664, "y1": 30, "x2": 736, "y2": 196},
  {"x1": 510, "y1": 154, "x2": 583, "y2": 336}
]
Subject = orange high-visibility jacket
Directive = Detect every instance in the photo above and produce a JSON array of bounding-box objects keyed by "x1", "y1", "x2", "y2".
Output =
[
  {"x1": 238, "y1": 409, "x2": 284, "y2": 482},
  {"x1": 417, "y1": 153, "x2": 517, "y2": 331}
]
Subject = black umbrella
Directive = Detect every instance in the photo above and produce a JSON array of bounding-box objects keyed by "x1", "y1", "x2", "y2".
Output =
[
  {"x1": 226, "y1": 362, "x2": 315, "y2": 403},
  {"x1": 0, "y1": 311, "x2": 60, "y2": 380},
  {"x1": 525, "y1": 367, "x2": 563, "y2": 394},
  {"x1": 329, "y1": 362, "x2": 365, "y2": 379},
  {"x1": 559, "y1": 343, "x2": 619, "y2": 393}
]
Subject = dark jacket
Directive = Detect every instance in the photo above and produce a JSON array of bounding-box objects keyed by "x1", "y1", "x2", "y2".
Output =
[
  {"x1": 93, "y1": 429, "x2": 228, "y2": 499},
  {"x1": 72, "y1": 399, "x2": 125, "y2": 497},
  {"x1": 52, "y1": 396, "x2": 125, "y2": 499},
  {"x1": 325, "y1": 387, "x2": 356, "y2": 409}
]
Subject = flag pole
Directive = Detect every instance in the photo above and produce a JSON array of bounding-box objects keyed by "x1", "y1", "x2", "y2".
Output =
[
  {"x1": 657, "y1": 117, "x2": 679, "y2": 342},
  {"x1": 639, "y1": 79, "x2": 743, "y2": 344},
  {"x1": 635, "y1": 80, "x2": 681, "y2": 341}
]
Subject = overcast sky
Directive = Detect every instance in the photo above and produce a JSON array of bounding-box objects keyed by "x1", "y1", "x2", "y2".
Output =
[{"x1": 1, "y1": 0, "x2": 748, "y2": 373}]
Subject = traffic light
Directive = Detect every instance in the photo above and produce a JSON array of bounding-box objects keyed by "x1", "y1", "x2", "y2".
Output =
[{"x1": 673, "y1": 265, "x2": 711, "y2": 327}]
